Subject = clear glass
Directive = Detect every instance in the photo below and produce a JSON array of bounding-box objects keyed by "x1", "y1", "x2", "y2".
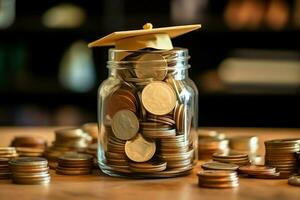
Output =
[{"x1": 97, "y1": 48, "x2": 198, "y2": 178}]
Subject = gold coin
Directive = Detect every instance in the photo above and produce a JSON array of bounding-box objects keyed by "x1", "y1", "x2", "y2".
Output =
[
  {"x1": 9, "y1": 157, "x2": 48, "y2": 166},
  {"x1": 112, "y1": 109, "x2": 139, "y2": 140},
  {"x1": 135, "y1": 53, "x2": 167, "y2": 81},
  {"x1": 142, "y1": 81, "x2": 176, "y2": 115},
  {"x1": 125, "y1": 134, "x2": 156, "y2": 162}
]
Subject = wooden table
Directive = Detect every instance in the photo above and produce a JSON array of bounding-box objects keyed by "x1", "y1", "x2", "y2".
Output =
[{"x1": 0, "y1": 127, "x2": 299, "y2": 200}]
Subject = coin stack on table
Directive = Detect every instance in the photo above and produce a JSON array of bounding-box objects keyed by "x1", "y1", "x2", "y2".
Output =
[
  {"x1": 0, "y1": 158, "x2": 11, "y2": 179},
  {"x1": 11, "y1": 136, "x2": 47, "y2": 157},
  {"x1": 98, "y1": 51, "x2": 196, "y2": 177},
  {"x1": 238, "y1": 165, "x2": 280, "y2": 179},
  {"x1": 0, "y1": 147, "x2": 18, "y2": 159},
  {"x1": 229, "y1": 136, "x2": 261, "y2": 164},
  {"x1": 198, "y1": 138, "x2": 229, "y2": 161},
  {"x1": 9, "y1": 157, "x2": 50, "y2": 185},
  {"x1": 212, "y1": 152, "x2": 250, "y2": 166},
  {"x1": 56, "y1": 153, "x2": 93, "y2": 175},
  {"x1": 264, "y1": 138, "x2": 300, "y2": 176},
  {"x1": 197, "y1": 170, "x2": 239, "y2": 188},
  {"x1": 82, "y1": 123, "x2": 98, "y2": 143},
  {"x1": 44, "y1": 128, "x2": 92, "y2": 168}
]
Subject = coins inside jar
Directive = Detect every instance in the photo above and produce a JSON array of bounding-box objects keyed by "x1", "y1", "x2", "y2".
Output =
[
  {"x1": 98, "y1": 49, "x2": 196, "y2": 177},
  {"x1": 141, "y1": 81, "x2": 176, "y2": 116},
  {"x1": 112, "y1": 109, "x2": 139, "y2": 140}
]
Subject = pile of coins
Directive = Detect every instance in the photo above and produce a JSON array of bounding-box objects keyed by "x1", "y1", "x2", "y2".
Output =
[
  {"x1": 99, "y1": 51, "x2": 196, "y2": 177},
  {"x1": 56, "y1": 153, "x2": 93, "y2": 175},
  {"x1": 239, "y1": 165, "x2": 280, "y2": 179},
  {"x1": 197, "y1": 170, "x2": 239, "y2": 188},
  {"x1": 11, "y1": 136, "x2": 47, "y2": 149},
  {"x1": 265, "y1": 138, "x2": 300, "y2": 175},
  {"x1": 0, "y1": 158, "x2": 11, "y2": 179},
  {"x1": 44, "y1": 128, "x2": 92, "y2": 168},
  {"x1": 10, "y1": 136, "x2": 47, "y2": 157},
  {"x1": 9, "y1": 157, "x2": 50, "y2": 185},
  {"x1": 201, "y1": 162, "x2": 239, "y2": 171},
  {"x1": 212, "y1": 152, "x2": 250, "y2": 166},
  {"x1": 82, "y1": 123, "x2": 98, "y2": 143},
  {"x1": 0, "y1": 147, "x2": 18, "y2": 159},
  {"x1": 198, "y1": 138, "x2": 229, "y2": 161}
]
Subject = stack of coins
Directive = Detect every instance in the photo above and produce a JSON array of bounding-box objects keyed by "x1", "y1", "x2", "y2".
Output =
[
  {"x1": 82, "y1": 123, "x2": 98, "y2": 143},
  {"x1": 265, "y1": 138, "x2": 300, "y2": 175},
  {"x1": 44, "y1": 128, "x2": 92, "y2": 168},
  {"x1": 201, "y1": 162, "x2": 239, "y2": 171},
  {"x1": 238, "y1": 165, "x2": 280, "y2": 179},
  {"x1": 11, "y1": 136, "x2": 47, "y2": 149},
  {"x1": 198, "y1": 139, "x2": 229, "y2": 161},
  {"x1": 56, "y1": 153, "x2": 93, "y2": 175},
  {"x1": 229, "y1": 136, "x2": 260, "y2": 164},
  {"x1": 0, "y1": 158, "x2": 11, "y2": 179},
  {"x1": 99, "y1": 51, "x2": 196, "y2": 177},
  {"x1": 9, "y1": 157, "x2": 50, "y2": 185},
  {"x1": 0, "y1": 147, "x2": 18, "y2": 159},
  {"x1": 157, "y1": 135, "x2": 194, "y2": 170},
  {"x1": 197, "y1": 170, "x2": 239, "y2": 188},
  {"x1": 105, "y1": 126, "x2": 130, "y2": 172},
  {"x1": 212, "y1": 152, "x2": 250, "y2": 166},
  {"x1": 11, "y1": 136, "x2": 46, "y2": 157}
]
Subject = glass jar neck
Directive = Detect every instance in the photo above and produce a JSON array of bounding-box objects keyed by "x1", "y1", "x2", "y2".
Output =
[{"x1": 106, "y1": 47, "x2": 190, "y2": 80}]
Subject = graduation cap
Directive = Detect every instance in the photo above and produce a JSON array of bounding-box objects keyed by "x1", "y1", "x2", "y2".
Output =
[{"x1": 88, "y1": 23, "x2": 201, "y2": 50}]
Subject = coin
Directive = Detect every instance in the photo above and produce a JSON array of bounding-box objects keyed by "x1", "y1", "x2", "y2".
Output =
[
  {"x1": 142, "y1": 81, "x2": 176, "y2": 115},
  {"x1": 135, "y1": 53, "x2": 167, "y2": 81},
  {"x1": 9, "y1": 157, "x2": 48, "y2": 166},
  {"x1": 201, "y1": 162, "x2": 239, "y2": 171},
  {"x1": 112, "y1": 109, "x2": 139, "y2": 140},
  {"x1": 125, "y1": 134, "x2": 156, "y2": 162},
  {"x1": 106, "y1": 87, "x2": 137, "y2": 118}
]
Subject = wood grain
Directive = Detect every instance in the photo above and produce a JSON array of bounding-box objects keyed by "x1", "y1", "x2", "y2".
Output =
[{"x1": 0, "y1": 127, "x2": 300, "y2": 200}]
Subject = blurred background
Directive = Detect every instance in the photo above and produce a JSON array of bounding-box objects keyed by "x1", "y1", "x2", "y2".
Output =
[{"x1": 0, "y1": 0, "x2": 300, "y2": 127}]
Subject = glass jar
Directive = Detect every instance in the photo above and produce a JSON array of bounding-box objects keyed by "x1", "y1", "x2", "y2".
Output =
[{"x1": 97, "y1": 48, "x2": 198, "y2": 178}]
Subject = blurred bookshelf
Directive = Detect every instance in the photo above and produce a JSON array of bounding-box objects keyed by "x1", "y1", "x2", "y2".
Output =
[{"x1": 1, "y1": 0, "x2": 300, "y2": 127}]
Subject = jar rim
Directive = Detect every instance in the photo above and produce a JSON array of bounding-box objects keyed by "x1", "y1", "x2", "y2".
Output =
[{"x1": 107, "y1": 47, "x2": 190, "y2": 69}]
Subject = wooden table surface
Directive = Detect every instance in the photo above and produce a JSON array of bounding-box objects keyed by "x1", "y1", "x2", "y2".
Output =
[{"x1": 0, "y1": 127, "x2": 300, "y2": 200}]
